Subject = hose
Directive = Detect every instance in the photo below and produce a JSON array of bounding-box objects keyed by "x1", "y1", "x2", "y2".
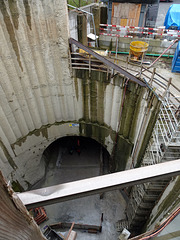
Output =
[{"x1": 139, "y1": 206, "x2": 180, "y2": 240}]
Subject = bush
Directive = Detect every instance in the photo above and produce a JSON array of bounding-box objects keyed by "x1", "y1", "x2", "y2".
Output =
[{"x1": 67, "y1": 0, "x2": 96, "y2": 7}]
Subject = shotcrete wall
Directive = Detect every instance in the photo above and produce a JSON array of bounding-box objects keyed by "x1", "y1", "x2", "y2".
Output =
[
  {"x1": 146, "y1": 175, "x2": 180, "y2": 231},
  {"x1": 0, "y1": 0, "x2": 160, "y2": 190},
  {"x1": 0, "y1": 0, "x2": 71, "y2": 188}
]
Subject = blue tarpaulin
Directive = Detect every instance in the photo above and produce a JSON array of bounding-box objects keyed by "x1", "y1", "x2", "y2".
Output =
[{"x1": 164, "y1": 4, "x2": 180, "y2": 30}]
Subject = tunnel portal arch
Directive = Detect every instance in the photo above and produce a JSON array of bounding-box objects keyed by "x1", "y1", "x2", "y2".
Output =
[{"x1": 36, "y1": 136, "x2": 110, "y2": 188}]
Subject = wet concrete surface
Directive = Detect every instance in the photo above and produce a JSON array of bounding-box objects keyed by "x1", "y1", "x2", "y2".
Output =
[{"x1": 32, "y1": 138, "x2": 127, "y2": 239}]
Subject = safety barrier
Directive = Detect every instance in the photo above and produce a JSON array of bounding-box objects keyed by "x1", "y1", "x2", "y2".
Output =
[
  {"x1": 69, "y1": 38, "x2": 180, "y2": 106},
  {"x1": 99, "y1": 24, "x2": 180, "y2": 39}
]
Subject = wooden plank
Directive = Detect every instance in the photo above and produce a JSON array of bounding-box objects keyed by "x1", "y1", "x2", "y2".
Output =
[
  {"x1": 67, "y1": 231, "x2": 77, "y2": 240},
  {"x1": 120, "y1": 18, "x2": 128, "y2": 26},
  {"x1": 128, "y1": 4, "x2": 141, "y2": 27},
  {"x1": 112, "y1": 3, "x2": 141, "y2": 27},
  {"x1": 65, "y1": 222, "x2": 75, "y2": 240},
  {"x1": 50, "y1": 222, "x2": 102, "y2": 232},
  {"x1": 0, "y1": 171, "x2": 47, "y2": 240}
]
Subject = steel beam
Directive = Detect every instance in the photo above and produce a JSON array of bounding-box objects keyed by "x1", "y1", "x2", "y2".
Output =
[
  {"x1": 69, "y1": 38, "x2": 146, "y2": 87},
  {"x1": 17, "y1": 159, "x2": 180, "y2": 209}
]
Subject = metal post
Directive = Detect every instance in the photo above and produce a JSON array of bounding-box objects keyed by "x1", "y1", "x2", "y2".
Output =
[
  {"x1": 163, "y1": 77, "x2": 172, "y2": 98},
  {"x1": 126, "y1": 56, "x2": 129, "y2": 70},
  {"x1": 115, "y1": 37, "x2": 118, "y2": 63},
  {"x1": 89, "y1": 54, "x2": 91, "y2": 78},
  {"x1": 107, "y1": 66, "x2": 109, "y2": 80},
  {"x1": 91, "y1": 14, "x2": 98, "y2": 47},
  {"x1": 150, "y1": 68, "x2": 156, "y2": 86},
  {"x1": 67, "y1": 4, "x2": 98, "y2": 47},
  {"x1": 69, "y1": 50, "x2": 73, "y2": 77}
]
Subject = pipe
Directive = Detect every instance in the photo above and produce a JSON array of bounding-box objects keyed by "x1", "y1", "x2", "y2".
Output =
[
  {"x1": 145, "y1": 39, "x2": 178, "y2": 70},
  {"x1": 67, "y1": 4, "x2": 98, "y2": 47},
  {"x1": 91, "y1": 14, "x2": 98, "y2": 47},
  {"x1": 146, "y1": 53, "x2": 173, "y2": 58},
  {"x1": 110, "y1": 51, "x2": 174, "y2": 58},
  {"x1": 127, "y1": 38, "x2": 178, "y2": 77},
  {"x1": 138, "y1": 207, "x2": 180, "y2": 240}
]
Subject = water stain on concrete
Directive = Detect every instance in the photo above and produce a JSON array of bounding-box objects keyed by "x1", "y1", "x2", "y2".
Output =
[
  {"x1": 74, "y1": 77, "x2": 79, "y2": 101},
  {"x1": 8, "y1": 0, "x2": 19, "y2": 30},
  {"x1": 11, "y1": 126, "x2": 49, "y2": 149},
  {"x1": 0, "y1": 0, "x2": 23, "y2": 71},
  {"x1": 0, "y1": 139, "x2": 17, "y2": 170},
  {"x1": 23, "y1": 0, "x2": 32, "y2": 30}
]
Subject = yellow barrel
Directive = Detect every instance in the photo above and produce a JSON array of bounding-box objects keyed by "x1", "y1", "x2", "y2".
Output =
[{"x1": 130, "y1": 41, "x2": 149, "y2": 58}]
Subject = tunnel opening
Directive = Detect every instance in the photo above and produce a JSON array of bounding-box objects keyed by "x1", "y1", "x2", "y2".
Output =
[
  {"x1": 39, "y1": 136, "x2": 110, "y2": 184},
  {"x1": 30, "y1": 136, "x2": 127, "y2": 239}
]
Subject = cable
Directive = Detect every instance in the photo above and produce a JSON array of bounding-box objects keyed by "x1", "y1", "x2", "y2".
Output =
[{"x1": 139, "y1": 206, "x2": 180, "y2": 240}]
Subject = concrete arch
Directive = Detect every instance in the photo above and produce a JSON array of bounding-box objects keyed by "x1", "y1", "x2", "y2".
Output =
[
  {"x1": 8, "y1": 121, "x2": 119, "y2": 189},
  {"x1": 42, "y1": 135, "x2": 110, "y2": 170}
]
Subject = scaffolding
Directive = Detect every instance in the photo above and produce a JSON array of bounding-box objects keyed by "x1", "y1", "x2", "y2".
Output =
[
  {"x1": 68, "y1": 39, "x2": 180, "y2": 232},
  {"x1": 126, "y1": 95, "x2": 180, "y2": 231},
  {"x1": 142, "y1": 96, "x2": 180, "y2": 166}
]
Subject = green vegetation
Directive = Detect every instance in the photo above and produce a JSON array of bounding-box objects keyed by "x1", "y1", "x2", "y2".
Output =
[{"x1": 67, "y1": 0, "x2": 96, "y2": 7}]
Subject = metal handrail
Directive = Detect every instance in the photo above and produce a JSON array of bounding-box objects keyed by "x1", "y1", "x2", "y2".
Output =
[
  {"x1": 69, "y1": 38, "x2": 146, "y2": 87},
  {"x1": 69, "y1": 38, "x2": 180, "y2": 109}
]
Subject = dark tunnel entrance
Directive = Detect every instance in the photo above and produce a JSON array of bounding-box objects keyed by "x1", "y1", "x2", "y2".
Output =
[
  {"x1": 31, "y1": 136, "x2": 127, "y2": 240},
  {"x1": 39, "y1": 136, "x2": 110, "y2": 185}
]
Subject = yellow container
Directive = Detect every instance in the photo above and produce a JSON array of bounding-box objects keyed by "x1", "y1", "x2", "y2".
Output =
[{"x1": 130, "y1": 41, "x2": 149, "y2": 58}]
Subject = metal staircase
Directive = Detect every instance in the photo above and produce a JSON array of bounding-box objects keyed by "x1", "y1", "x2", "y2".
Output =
[
  {"x1": 68, "y1": 39, "x2": 180, "y2": 233},
  {"x1": 126, "y1": 96, "x2": 180, "y2": 232}
]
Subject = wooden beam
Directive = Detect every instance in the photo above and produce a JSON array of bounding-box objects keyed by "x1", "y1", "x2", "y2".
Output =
[
  {"x1": 0, "y1": 172, "x2": 46, "y2": 240},
  {"x1": 50, "y1": 221, "x2": 102, "y2": 232}
]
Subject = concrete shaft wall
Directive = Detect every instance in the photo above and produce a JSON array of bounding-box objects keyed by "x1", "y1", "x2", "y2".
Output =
[
  {"x1": 0, "y1": 0, "x2": 71, "y2": 188},
  {"x1": 0, "y1": 0, "x2": 159, "y2": 190}
]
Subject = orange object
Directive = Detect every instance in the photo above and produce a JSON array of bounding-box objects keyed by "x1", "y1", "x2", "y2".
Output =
[{"x1": 29, "y1": 207, "x2": 48, "y2": 225}]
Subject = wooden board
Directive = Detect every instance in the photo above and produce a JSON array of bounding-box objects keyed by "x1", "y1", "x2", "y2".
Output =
[
  {"x1": 67, "y1": 231, "x2": 77, "y2": 240},
  {"x1": 0, "y1": 171, "x2": 47, "y2": 240},
  {"x1": 112, "y1": 3, "x2": 141, "y2": 27}
]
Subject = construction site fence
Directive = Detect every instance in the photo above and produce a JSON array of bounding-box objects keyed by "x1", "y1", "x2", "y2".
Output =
[{"x1": 99, "y1": 24, "x2": 180, "y2": 40}]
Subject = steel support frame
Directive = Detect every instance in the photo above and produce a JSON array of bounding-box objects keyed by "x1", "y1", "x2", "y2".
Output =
[
  {"x1": 142, "y1": 97, "x2": 180, "y2": 166},
  {"x1": 127, "y1": 96, "x2": 180, "y2": 229},
  {"x1": 17, "y1": 160, "x2": 180, "y2": 209}
]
